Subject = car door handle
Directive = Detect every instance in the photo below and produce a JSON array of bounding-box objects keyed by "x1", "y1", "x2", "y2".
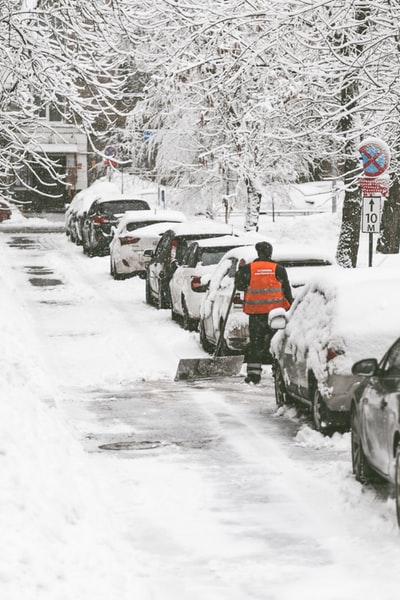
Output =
[{"x1": 380, "y1": 398, "x2": 388, "y2": 410}]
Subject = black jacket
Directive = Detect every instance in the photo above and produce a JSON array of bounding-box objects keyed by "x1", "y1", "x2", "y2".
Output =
[{"x1": 235, "y1": 258, "x2": 294, "y2": 306}]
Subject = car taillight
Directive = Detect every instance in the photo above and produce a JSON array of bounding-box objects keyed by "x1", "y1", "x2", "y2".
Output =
[
  {"x1": 93, "y1": 216, "x2": 110, "y2": 225},
  {"x1": 120, "y1": 237, "x2": 140, "y2": 246},
  {"x1": 169, "y1": 239, "x2": 177, "y2": 263},
  {"x1": 191, "y1": 276, "x2": 202, "y2": 291},
  {"x1": 327, "y1": 347, "x2": 344, "y2": 361}
]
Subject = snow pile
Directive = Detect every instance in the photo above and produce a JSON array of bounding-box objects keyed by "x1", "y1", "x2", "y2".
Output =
[
  {"x1": 295, "y1": 425, "x2": 350, "y2": 451},
  {"x1": 0, "y1": 254, "x2": 146, "y2": 599}
]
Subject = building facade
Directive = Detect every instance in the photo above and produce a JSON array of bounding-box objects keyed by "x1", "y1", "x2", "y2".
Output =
[{"x1": 13, "y1": 103, "x2": 88, "y2": 211}]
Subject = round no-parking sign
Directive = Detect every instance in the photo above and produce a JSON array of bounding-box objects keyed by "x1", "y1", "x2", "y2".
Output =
[{"x1": 358, "y1": 137, "x2": 390, "y2": 177}]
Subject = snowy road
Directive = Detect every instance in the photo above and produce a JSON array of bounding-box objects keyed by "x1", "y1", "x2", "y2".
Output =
[{"x1": 3, "y1": 229, "x2": 400, "y2": 599}]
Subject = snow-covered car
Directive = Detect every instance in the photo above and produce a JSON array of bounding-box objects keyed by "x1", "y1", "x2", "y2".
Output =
[
  {"x1": 169, "y1": 236, "x2": 253, "y2": 331},
  {"x1": 0, "y1": 199, "x2": 12, "y2": 222},
  {"x1": 350, "y1": 336, "x2": 400, "y2": 527},
  {"x1": 145, "y1": 220, "x2": 241, "y2": 309},
  {"x1": 199, "y1": 244, "x2": 335, "y2": 358},
  {"x1": 271, "y1": 268, "x2": 400, "y2": 434},
  {"x1": 109, "y1": 210, "x2": 187, "y2": 279},
  {"x1": 65, "y1": 190, "x2": 86, "y2": 243},
  {"x1": 67, "y1": 181, "x2": 123, "y2": 246},
  {"x1": 81, "y1": 195, "x2": 150, "y2": 257}
]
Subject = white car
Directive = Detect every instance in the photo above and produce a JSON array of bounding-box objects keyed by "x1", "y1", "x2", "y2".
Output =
[
  {"x1": 169, "y1": 236, "x2": 255, "y2": 330},
  {"x1": 109, "y1": 210, "x2": 187, "y2": 279},
  {"x1": 199, "y1": 244, "x2": 336, "y2": 356}
]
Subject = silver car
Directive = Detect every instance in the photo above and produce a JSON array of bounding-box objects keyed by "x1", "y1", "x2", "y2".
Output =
[
  {"x1": 350, "y1": 338, "x2": 400, "y2": 527},
  {"x1": 271, "y1": 268, "x2": 400, "y2": 433}
]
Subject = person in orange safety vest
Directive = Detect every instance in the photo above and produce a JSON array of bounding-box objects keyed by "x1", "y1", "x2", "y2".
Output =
[{"x1": 235, "y1": 241, "x2": 293, "y2": 384}]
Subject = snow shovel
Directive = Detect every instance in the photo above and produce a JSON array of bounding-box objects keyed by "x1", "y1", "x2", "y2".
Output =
[{"x1": 174, "y1": 285, "x2": 244, "y2": 381}]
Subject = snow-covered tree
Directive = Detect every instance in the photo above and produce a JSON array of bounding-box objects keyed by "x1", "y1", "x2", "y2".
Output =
[{"x1": 0, "y1": 0, "x2": 135, "y2": 199}]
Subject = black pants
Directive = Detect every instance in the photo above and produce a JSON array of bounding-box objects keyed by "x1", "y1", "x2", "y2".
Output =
[{"x1": 246, "y1": 314, "x2": 272, "y2": 378}]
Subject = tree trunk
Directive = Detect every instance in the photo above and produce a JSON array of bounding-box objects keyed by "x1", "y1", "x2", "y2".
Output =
[
  {"x1": 244, "y1": 176, "x2": 261, "y2": 231},
  {"x1": 376, "y1": 176, "x2": 400, "y2": 254},
  {"x1": 334, "y1": 3, "x2": 370, "y2": 268},
  {"x1": 336, "y1": 166, "x2": 361, "y2": 267}
]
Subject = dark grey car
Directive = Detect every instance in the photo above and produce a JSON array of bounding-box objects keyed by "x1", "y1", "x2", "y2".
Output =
[
  {"x1": 350, "y1": 338, "x2": 400, "y2": 527},
  {"x1": 82, "y1": 197, "x2": 150, "y2": 256}
]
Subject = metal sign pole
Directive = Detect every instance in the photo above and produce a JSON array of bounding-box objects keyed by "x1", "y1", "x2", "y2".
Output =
[
  {"x1": 368, "y1": 233, "x2": 373, "y2": 267},
  {"x1": 358, "y1": 137, "x2": 391, "y2": 268}
]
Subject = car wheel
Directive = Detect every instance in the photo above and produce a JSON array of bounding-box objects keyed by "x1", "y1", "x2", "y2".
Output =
[
  {"x1": 171, "y1": 307, "x2": 181, "y2": 323},
  {"x1": 351, "y1": 405, "x2": 374, "y2": 484},
  {"x1": 311, "y1": 384, "x2": 330, "y2": 434},
  {"x1": 274, "y1": 363, "x2": 287, "y2": 407},
  {"x1": 110, "y1": 257, "x2": 123, "y2": 280},
  {"x1": 157, "y1": 280, "x2": 171, "y2": 310},
  {"x1": 145, "y1": 275, "x2": 155, "y2": 307},
  {"x1": 182, "y1": 296, "x2": 198, "y2": 331},
  {"x1": 395, "y1": 445, "x2": 400, "y2": 527},
  {"x1": 199, "y1": 320, "x2": 215, "y2": 354}
]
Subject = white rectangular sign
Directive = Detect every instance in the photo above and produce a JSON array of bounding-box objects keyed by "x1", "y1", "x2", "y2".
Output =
[{"x1": 362, "y1": 195, "x2": 382, "y2": 233}]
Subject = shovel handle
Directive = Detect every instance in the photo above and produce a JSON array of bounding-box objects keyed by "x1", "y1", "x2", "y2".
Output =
[{"x1": 214, "y1": 283, "x2": 237, "y2": 357}]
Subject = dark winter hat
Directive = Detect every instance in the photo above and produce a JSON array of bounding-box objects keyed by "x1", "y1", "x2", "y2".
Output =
[{"x1": 255, "y1": 241, "x2": 273, "y2": 259}]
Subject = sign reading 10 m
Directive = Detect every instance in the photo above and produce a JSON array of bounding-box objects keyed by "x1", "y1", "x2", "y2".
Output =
[{"x1": 361, "y1": 196, "x2": 381, "y2": 234}]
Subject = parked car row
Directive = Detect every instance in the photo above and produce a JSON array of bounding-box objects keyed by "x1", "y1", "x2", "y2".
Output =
[
  {"x1": 144, "y1": 221, "x2": 244, "y2": 309},
  {"x1": 65, "y1": 188, "x2": 400, "y2": 526},
  {"x1": 65, "y1": 185, "x2": 173, "y2": 258}
]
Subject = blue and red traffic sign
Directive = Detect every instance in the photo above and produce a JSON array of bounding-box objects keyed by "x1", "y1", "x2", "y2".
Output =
[
  {"x1": 359, "y1": 137, "x2": 390, "y2": 177},
  {"x1": 104, "y1": 145, "x2": 117, "y2": 167}
]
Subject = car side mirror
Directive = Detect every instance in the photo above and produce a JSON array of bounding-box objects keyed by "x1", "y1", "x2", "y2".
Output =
[
  {"x1": 143, "y1": 249, "x2": 154, "y2": 258},
  {"x1": 268, "y1": 307, "x2": 287, "y2": 330},
  {"x1": 351, "y1": 358, "x2": 378, "y2": 377}
]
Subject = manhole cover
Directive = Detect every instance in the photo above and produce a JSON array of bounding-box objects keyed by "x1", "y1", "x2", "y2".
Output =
[
  {"x1": 29, "y1": 277, "x2": 63, "y2": 287},
  {"x1": 98, "y1": 437, "x2": 220, "y2": 452},
  {"x1": 99, "y1": 440, "x2": 165, "y2": 451}
]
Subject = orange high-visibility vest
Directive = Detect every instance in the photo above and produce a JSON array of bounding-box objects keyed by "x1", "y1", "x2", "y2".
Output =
[{"x1": 243, "y1": 261, "x2": 290, "y2": 315}]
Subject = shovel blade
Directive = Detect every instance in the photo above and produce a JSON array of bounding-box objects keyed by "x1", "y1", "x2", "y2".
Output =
[{"x1": 174, "y1": 355, "x2": 244, "y2": 381}]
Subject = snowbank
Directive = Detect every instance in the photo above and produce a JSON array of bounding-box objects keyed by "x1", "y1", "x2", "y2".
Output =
[{"x1": 0, "y1": 249, "x2": 147, "y2": 599}]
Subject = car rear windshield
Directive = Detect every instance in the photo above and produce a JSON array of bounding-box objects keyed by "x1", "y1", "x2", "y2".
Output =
[
  {"x1": 199, "y1": 246, "x2": 238, "y2": 266},
  {"x1": 176, "y1": 233, "x2": 228, "y2": 261},
  {"x1": 99, "y1": 200, "x2": 150, "y2": 215},
  {"x1": 279, "y1": 259, "x2": 332, "y2": 268},
  {"x1": 126, "y1": 219, "x2": 178, "y2": 232}
]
